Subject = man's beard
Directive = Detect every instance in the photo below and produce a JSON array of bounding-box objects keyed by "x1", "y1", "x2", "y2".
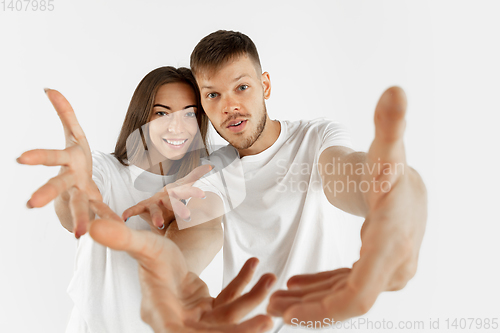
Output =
[{"x1": 216, "y1": 102, "x2": 267, "y2": 150}]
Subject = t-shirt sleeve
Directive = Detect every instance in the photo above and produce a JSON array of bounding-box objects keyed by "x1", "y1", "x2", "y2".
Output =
[
  {"x1": 190, "y1": 149, "x2": 246, "y2": 220},
  {"x1": 318, "y1": 120, "x2": 353, "y2": 155},
  {"x1": 91, "y1": 151, "x2": 111, "y2": 203}
]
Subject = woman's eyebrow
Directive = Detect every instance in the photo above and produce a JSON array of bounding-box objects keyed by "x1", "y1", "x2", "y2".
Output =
[{"x1": 153, "y1": 104, "x2": 171, "y2": 110}]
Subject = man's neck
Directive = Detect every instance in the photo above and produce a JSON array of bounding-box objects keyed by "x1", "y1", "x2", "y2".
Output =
[{"x1": 237, "y1": 117, "x2": 281, "y2": 157}]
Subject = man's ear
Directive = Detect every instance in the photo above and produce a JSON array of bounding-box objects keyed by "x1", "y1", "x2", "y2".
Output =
[{"x1": 261, "y1": 72, "x2": 271, "y2": 100}]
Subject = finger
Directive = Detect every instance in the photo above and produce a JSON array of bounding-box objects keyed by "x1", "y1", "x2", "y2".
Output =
[
  {"x1": 68, "y1": 187, "x2": 90, "y2": 239},
  {"x1": 227, "y1": 314, "x2": 273, "y2": 333},
  {"x1": 148, "y1": 203, "x2": 164, "y2": 228},
  {"x1": 184, "y1": 314, "x2": 273, "y2": 333},
  {"x1": 281, "y1": 286, "x2": 368, "y2": 323},
  {"x1": 17, "y1": 149, "x2": 71, "y2": 166},
  {"x1": 210, "y1": 273, "x2": 276, "y2": 324},
  {"x1": 89, "y1": 200, "x2": 121, "y2": 221},
  {"x1": 168, "y1": 185, "x2": 206, "y2": 200},
  {"x1": 170, "y1": 197, "x2": 191, "y2": 221},
  {"x1": 214, "y1": 258, "x2": 259, "y2": 306},
  {"x1": 27, "y1": 171, "x2": 76, "y2": 208},
  {"x1": 368, "y1": 86, "x2": 408, "y2": 185},
  {"x1": 45, "y1": 89, "x2": 87, "y2": 142},
  {"x1": 373, "y1": 86, "x2": 407, "y2": 145},
  {"x1": 171, "y1": 164, "x2": 213, "y2": 187},
  {"x1": 286, "y1": 268, "x2": 351, "y2": 290},
  {"x1": 122, "y1": 203, "x2": 148, "y2": 221},
  {"x1": 89, "y1": 201, "x2": 187, "y2": 276},
  {"x1": 273, "y1": 271, "x2": 350, "y2": 299}
]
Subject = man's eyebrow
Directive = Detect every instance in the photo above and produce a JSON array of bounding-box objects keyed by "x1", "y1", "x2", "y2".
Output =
[
  {"x1": 184, "y1": 105, "x2": 198, "y2": 109},
  {"x1": 200, "y1": 74, "x2": 251, "y2": 91}
]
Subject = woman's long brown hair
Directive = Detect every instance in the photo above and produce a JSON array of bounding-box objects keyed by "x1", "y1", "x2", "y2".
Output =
[{"x1": 112, "y1": 66, "x2": 209, "y2": 180}]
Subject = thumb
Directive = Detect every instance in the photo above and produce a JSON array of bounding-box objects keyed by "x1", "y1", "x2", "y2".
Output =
[
  {"x1": 89, "y1": 201, "x2": 187, "y2": 278},
  {"x1": 369, "y1": 86, "x2": 407, "y2": 164}
]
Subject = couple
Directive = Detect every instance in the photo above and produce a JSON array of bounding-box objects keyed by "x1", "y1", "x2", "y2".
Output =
[{"x1": 19, "y1": 30, "x2": 427, "y2": 333}]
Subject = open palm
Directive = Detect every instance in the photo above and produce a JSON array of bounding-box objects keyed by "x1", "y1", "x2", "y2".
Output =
[
  {"x1": 90, "y1": 200, "x2": 276, "y2": 333},
  {"x1": 268, "y1": 87, "x2": 427, "y2": 323}
]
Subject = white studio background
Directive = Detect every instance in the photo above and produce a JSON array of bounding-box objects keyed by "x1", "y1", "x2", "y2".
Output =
[{"x1": 1, "y1": 1, "x2": 499, "y2": 332}]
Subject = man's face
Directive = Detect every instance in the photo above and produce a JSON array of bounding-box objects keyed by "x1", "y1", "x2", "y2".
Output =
[{"x1": 197, "y1": 55, "x2": 271, "y2": 150}]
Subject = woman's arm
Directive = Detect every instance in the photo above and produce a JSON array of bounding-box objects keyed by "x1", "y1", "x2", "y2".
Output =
[{"x1": 18, "y1": 89, "x2": 101, "y2": 238}]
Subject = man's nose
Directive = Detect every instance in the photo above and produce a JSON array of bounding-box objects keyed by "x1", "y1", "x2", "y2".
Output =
[{"x1": 221, "y1": 94, "x2": 239, "y2": 114}]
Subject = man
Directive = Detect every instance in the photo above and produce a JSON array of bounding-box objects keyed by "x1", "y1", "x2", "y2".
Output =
[{"x1": 127, "y1": 30, "x2": 427, "y2": 331}]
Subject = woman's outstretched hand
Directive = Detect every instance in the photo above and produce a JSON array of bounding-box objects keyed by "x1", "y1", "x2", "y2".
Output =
[
  {"x1": 90, "y1": 200, "x2": 275, "y2": 333},
  {"x1": 17, "y1": 89, "x2": 101, "y2": 238},
  {"x1": 122, "y1": 164, "x2": 212, "y2": 234}
]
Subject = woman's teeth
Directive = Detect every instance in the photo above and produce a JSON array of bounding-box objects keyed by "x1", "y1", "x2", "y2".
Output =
[{"x1": 164, "y1": 139, "x2": 187, "y2": 146}]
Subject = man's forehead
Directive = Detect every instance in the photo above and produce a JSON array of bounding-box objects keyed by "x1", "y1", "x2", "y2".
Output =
[{"x1": 196, "y1": 55, "x2": 260, "y2": 89}]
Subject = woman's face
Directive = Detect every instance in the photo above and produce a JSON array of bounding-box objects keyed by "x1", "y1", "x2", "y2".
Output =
[{"x1": 148, "y1": 82, "x2": 200, "y2": 161}]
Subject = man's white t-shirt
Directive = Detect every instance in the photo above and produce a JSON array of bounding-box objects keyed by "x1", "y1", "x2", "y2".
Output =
[
  {"x1": 66, "y1": 151, "x2": 175, "y2": 333},
  {"x1": 193, "y1": 119, "x2": 354, "y2": 332}
]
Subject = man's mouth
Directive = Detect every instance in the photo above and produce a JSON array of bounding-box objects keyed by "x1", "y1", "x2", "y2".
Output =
[{"x1": 226, "y1": 119, "x2": 247, "y2": 132}]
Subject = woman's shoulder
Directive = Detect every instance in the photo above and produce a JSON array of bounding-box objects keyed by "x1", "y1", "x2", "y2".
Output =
[{"x1": 92, "y1": 151, "x2": 128, "y2": 171}]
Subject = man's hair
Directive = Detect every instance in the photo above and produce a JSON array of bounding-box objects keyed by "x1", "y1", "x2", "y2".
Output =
[{"x1": 190, "y1": 30, "x2": 262, "y2": 77}]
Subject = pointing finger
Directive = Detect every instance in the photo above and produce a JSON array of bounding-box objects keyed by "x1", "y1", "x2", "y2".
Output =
[{"x1": 17, "y1": 149, "x2": 71, "y2": 166}]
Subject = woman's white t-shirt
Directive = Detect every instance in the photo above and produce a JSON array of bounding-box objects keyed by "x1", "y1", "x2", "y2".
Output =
[{"x1": 66, "y1": 151, "x2": 174, "y2": 333}]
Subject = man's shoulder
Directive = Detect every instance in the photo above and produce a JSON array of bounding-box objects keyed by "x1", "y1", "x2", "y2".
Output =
[
  {"x1": 206, "y1": 145, "x2": 239, "y2": 170},
  {"x1": 281, "y1": 118, "x2": 347, "y2": 139}
]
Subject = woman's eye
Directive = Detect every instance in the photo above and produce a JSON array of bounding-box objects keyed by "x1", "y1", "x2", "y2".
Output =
[
  {"x1": 186, "y1": 111, "x2": 196, "y2": 117},
  {"x1": 155, "y1": 111, "x2": 168, "y2": 116},
  {"x1": 239, "y1": 85, "x2": 248, "y2": 91},
  {"x1": 207, "y1": 92, "x2": 218, "y2": 99}
]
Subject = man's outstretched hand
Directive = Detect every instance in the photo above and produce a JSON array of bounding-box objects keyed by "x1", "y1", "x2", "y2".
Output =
[
  {"x1": 89, "y1": 200, "x2": 276, "y2": 333},
  {"x1": 17, "y1": 89, "x2": 101, "y2": 238},
  {"x1": 268, "y1": 87, "x2": 427, "y2": 323}
]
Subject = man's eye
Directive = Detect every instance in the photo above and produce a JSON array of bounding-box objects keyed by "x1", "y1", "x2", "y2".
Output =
[
  {"x1": 239, "y1": 85, "x2": 248, "y2": 91},
  {"x1": 186, "y1": 111, "x2": 196, "y2": 117},
  {"x1": 207, "y1": 92, "x2": 218, "y2": 99}
]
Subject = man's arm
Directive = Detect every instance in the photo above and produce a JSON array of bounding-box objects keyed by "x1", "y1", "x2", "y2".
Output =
[
  {"x1": 318, "y1": 147, "x2": 369, "y2": 217},
  {"x1": 166, "y1": 192, "x2": 225, "y2": 275},
  {"x1": 268, "y1": 86, "x2": 428, "y2": 323}
]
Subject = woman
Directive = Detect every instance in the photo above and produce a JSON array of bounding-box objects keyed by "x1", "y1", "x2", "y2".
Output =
[{"x1": 18, "y1": 66, "x2": 211, "y2": 332}]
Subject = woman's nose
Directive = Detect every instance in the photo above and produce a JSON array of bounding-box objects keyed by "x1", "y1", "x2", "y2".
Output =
[{"x1": 167, "y1": 112, "x2": 184, "y2": 133}]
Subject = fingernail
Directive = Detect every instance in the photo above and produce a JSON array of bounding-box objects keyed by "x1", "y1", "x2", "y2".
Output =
[
  {"x1": 16, "y1": 157, "x2": 21, "y2": 163},
  {"x1": 44, "y1": 88, "x2": 50, "y2": 94},
  {"x1": 201, "y1": 196, "x2": 206, "y2": 200},
  {"x1": 251, "y1": 259, "x2": 259, "y2": 269},
  {"x1": 183, "y1": 216, "x2": 191, "y2": 222},
  {"x1": 125, "y1": 218, "x2": 129, "y2": 222},
  {"x1": 26, "y1": 201, "x2": 33, "y2": 209},
  {"x1": 260, "y1": 322, "x2": 270, "y2": 332}
]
